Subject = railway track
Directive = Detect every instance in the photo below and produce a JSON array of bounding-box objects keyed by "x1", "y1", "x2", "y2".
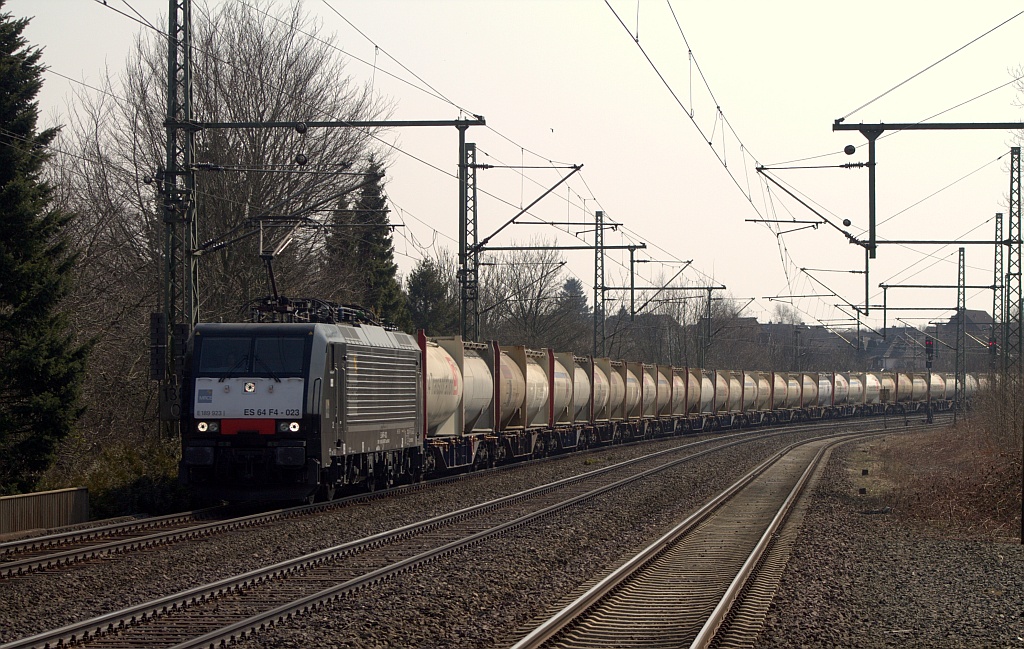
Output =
[
  {"x1": 2, "y1": 424, "x2": 844, "y2": 649},
  {"x1": 507, "y1": 424, "x2": 926, "y2": 649},
  {"x1": 0, "y1": 414, "x2": 879, "y2": 580}
]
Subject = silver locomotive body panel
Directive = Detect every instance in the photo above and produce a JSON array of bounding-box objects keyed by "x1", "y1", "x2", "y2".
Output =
[{"x1": 323, "y1": 333, "x2": 422, "y2": 459}]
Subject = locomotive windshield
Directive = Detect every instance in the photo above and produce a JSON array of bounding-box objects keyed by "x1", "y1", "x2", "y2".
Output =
[{"x1": 196, "y1": 335, "x2": 308, "y2": 378}]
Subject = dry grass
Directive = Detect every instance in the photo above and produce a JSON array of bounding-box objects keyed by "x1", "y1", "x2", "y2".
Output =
[{"x1": 867, "y1": 388, "x2": 1023, "y2": 542}]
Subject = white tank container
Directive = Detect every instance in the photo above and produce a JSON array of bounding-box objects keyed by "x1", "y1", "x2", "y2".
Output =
[
  {"x1": 965, "y1": 374, "x2": 979, "y2": 397},
  {"x1": 624, "y1": 368, "x2": 642, "y2": 414},
  {"x1": 642, "y1": 371, "x2": 657, "y2": 414},
  {"x1": 929, "y1": 373, "x2": 945, "y2": 398},
  {"x1": 728, "y1": 374, "x2": 742, "y2": 411},
  {"x1": 773, "y1": 374, "x2": 789, "y2": 408},
  {"x1": 591, "y1": 365, "x2": 610, "y2": 417},
  {"x1": 756, "y1": 374, "x2": 771, "y2": 410},
  {"x1": 834, "y1": 373, "x2": 850, "y2": 404},
  {"x1": 742, "y1": 373, "x2": 758, "y2": 410},
  {"x1": 787, "y1": 376, "x2": 801, "y2": 407},
  {"x1": 802, "y1": 375, "x2": 817, "y2": 407},
  {"x1": 656, "y1": 371, "x2": 671, "y2": 414},
  {"x1": 880, "y1": 374, "x2": 896, "y2": 402},
  {"x1": 896, "y1": 373, "x2": 913, "y2": 402},
  {"x1": 687, "y1": 372, "x2": 702, "y2": 413},
  {"x1": 551, "y1": 358, "x2": 573, "y2": 424},
  {"x1": 847, "y1": 374, "x2": 864, "y2": 404},
  {"x1": 714, "y1": 372, "x2": 730, "y2": 411},
  {"x1": 700, "y1": 374, "x2": 715, "y2": 413},
  {"x1": 462, "y1": 351, "x2": 493, "y2": 431},
  {"x1": 817, "y1": 375, "x2": 833, "y2": 406},
  {"x1": 524, "y1": 357, "x2": 550, "y2": 427},
  {"x1": 910, "y1": 375, "x2": 927, "y2": 401},
  {"x1": 572, "y1": 364, "x2": 591, "y2": 420},
  {"x1": 609, "y1": 370, "x2": 626, "y2": 416},
  {"x1": 671, "y1": 373, "x2": 687, "y2": 414},
  {"x1": 864, "y1": 373, "x2": 882, "y2": 404},
  {"x1": 425, "y1": 344, "x2": 463, "y2": 433},
  {"x1": 498, "y1": 352, "x2": 526, "y2": 427},
  {"x1": 943, "y1": 373, "x2": 955, "y2": 400}
]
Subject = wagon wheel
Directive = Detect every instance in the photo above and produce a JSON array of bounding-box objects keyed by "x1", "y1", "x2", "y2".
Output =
[
  {"x1": 533, "y1": 435, "x2": 547, "y2": 459},
  {"x1": 472, "y1": 443, "x2": 493, "y2": 471}
]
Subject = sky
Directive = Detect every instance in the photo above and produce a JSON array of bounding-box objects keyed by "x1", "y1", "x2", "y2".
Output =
[{"x1": 9, "y1": 0, "x2": 1024, "y2": 338}]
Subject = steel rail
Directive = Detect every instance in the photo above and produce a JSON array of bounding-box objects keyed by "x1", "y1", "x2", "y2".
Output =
[
  {"x1": 3, "y1": 431, "x2": 772, "y2": 649},
  {"x1": 0, "y1": 415, "x2": 866, "y2": 579},
  {"x1": 509, "y1": 423, "x2": 936, "y2": 649}
]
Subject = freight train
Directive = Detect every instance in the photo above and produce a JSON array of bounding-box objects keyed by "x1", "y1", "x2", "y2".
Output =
[{"x1": 179, "y1": 303, "x2": 984, "y2": 502}]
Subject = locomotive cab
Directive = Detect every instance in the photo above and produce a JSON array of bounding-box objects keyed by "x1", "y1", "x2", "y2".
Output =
[{"x1": 180, "y1": 324, "x2": 320, "y2": 501}]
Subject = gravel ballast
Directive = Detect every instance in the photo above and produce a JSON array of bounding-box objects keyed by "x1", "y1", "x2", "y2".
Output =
[
  {"x1": 0, "y1": 432, "x2": 771, "y2": 644},
  {"x1": 5, "y1": 426, "x2": 1022, "y2": 648},
  {"x1": 758, "y1": 441, "x2": 1024, "y2": 648}
]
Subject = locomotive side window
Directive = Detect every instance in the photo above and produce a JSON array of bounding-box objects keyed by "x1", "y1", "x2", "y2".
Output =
[
  {"x1": 254, "y1": 337, "x2": 306, "y2": 376},
  {"x1": 197, "y1": 337, "x2": 251, "y2": 374}
]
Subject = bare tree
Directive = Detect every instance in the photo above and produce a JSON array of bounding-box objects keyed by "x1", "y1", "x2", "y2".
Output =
[
  {"x1": 477, "y1": 238, "x2": 566, "y2": 347},
  {"x1": 43, "y1": 0, "x2": 390, "y2": 483}
]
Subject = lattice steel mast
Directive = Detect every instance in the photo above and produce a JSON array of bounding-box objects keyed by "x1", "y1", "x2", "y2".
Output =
[
  {"x1": 156, "y1": 0, "x2": 197, "y2": 429},
  {"x1": 1007, "y1": 147, "x2": 1022, "y2": 377}
]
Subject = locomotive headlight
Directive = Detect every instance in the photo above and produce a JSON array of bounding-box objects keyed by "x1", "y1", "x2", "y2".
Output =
[
  {"x1": 197, "y1": 421, "x2": 208, "y2": 433},
  {"x1": 288, "y1": 421, "x2": 300, "y2": 433},
  {"x1": 196, "y1": 421, "x2": 220, "y2": 433},
  {"x1": 277, "y1": 420, "x2": 301, "y2": 433}
]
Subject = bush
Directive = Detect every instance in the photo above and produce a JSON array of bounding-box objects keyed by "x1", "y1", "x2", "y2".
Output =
[
  {"x1": 41, "y1": 434, "x2": 192, "y2": 519},
  {"x1": 879, "y1": 381, "x2": 1022, "y2": 540}
]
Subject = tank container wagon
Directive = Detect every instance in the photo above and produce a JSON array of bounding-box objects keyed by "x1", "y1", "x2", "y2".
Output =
[{"x1": 180, "y1": 310, "x2": 983, "y2": 503}]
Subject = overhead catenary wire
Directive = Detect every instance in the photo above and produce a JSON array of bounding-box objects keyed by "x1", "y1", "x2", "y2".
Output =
[
  {"x1": 838, "y1": 9, "x2": 1024, "y2": 121},
  {"x1": 64, "y1": 1, "x2": 1008, "y2": 330}
]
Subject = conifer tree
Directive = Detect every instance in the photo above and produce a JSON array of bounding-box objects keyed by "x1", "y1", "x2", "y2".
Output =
[
  {"x1": 0, "y1": 3, "x2": 89, "y2": 494},
  {"x1": 324, "y1": 158, "x2": 411, "y2": 329},
  {"x1": 406, "y1": 256, "x2": 460, "y2": 336}
]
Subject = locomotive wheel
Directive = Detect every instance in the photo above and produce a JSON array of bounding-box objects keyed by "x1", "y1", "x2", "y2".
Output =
[{"x1": 315, "y1": 483, "x2": 336, "y2": 502}]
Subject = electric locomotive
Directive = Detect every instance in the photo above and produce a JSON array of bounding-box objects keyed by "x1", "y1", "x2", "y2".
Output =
[{"x1": 180, "y1": 315, "x2": 423, "y2": 501}]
